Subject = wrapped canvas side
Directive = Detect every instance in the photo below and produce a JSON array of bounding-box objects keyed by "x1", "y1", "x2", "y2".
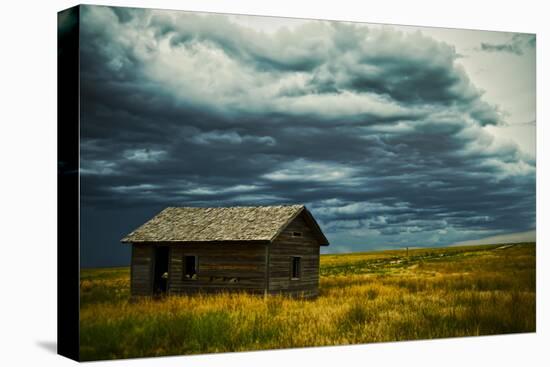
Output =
[{"x1": 57, "y1": 5, "x2": 80, "y2": 362}]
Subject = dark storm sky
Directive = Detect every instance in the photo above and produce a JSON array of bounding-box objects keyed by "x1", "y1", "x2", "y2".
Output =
[{"x1": 77, "y1": 5, "x2": 536, "y2": 267}]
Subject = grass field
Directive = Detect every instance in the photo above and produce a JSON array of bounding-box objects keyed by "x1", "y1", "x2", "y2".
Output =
[{"x1": 80, "y1": 243, "x2": 536, "y2": 361}]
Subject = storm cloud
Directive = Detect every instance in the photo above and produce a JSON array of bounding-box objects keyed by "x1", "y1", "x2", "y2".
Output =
[
  {"x1": 480, "y1": 33, "x2": 536, "y2": 55},
  {"x1": 79, "y1": 6, "x2": 535, "y2": 266}
]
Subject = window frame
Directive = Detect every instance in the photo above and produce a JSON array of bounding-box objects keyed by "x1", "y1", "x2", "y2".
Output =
[
  {"x1": 183, "y1": 254, "x2": 199, "y2": 281},
  {"x1": 290, "y1": 256, "x2": 302, "y2": 280}
]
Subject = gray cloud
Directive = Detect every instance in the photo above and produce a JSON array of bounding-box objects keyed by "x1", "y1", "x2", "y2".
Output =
[
  {"x1": 480, "y1": 33, "x2": 536, "y2": 55},
  {"x1": 78, "y1": 5, "x2": 535, "y2": 266}
]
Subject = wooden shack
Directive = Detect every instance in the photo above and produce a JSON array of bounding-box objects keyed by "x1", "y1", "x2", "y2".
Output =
[{"x1": 121, "y1": 205, "x2": 330, "y2": 298}]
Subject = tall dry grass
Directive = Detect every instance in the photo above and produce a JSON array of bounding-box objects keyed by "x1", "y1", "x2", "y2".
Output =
[{"x1": 79, "y1": 243, "x2": 535, "y2": 361}]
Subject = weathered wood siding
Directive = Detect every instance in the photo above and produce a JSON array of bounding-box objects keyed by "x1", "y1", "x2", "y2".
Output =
[
  {"x1": 268, "y1": 213, "x2": 321, "y2": 298},
  {"x1": 130, "y1": 244, "x2": 154, "y2": 296},
  {"x1": 168, "y1": 243, "x2": 267, "y2": 295}
]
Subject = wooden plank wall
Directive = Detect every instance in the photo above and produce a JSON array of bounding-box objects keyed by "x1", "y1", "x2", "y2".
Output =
[
  {"x1": 131, "y1": 244, "x2": 154, "y2": 296},
  {"x1": 269, "y1": 213, "x2": 321, "y2": 298},
  {"x1": 168, "y1": 243, "x2": 267, "y2": 295}
]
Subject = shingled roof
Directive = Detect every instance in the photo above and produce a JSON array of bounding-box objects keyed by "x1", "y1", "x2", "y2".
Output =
[{"x1": 121, "y1": 205, "x2": 329, "y2": 245}]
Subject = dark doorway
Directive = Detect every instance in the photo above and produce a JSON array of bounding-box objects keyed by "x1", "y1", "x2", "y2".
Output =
[{"x1": 153, "y1": 246, "x2": 169, "y2": 295}]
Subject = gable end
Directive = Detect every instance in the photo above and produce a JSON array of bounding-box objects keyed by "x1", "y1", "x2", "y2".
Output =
[{"x1": 270, "y1": 207, "x2": 329, "y2": 246}]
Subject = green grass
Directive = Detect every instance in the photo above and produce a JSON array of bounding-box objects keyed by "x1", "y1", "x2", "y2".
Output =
[{"x1": 80, "y1": 243, "x2": 536, "y2": 361}]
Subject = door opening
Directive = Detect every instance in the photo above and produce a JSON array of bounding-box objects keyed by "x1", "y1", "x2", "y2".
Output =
[{"x1": 153, "y1": 246, "x2": 169, "y2": 295}]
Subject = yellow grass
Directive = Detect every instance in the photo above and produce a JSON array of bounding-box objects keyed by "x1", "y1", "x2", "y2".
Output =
[{"x1": 80, "y1": 243, "x2": 535, "y2": 361}]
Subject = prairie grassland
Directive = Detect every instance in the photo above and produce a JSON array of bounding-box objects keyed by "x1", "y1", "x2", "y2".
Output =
[{"x1": 80, "y1": 243, "x2": 535, "y2": 361}]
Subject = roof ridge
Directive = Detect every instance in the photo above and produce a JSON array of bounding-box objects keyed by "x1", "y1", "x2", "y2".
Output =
[{"x1": 164, "y1": 204, "x2": 304, "y2": 209}]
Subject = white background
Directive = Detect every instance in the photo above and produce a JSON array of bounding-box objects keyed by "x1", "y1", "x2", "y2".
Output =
[{"x1": 0, "y1": 0, "x2": 547, "y2": 366}]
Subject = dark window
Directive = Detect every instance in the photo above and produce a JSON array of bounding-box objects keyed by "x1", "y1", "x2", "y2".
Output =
[
  {"x1": 292, "y1": 231, "x2": 302, "y2": 237},
  {"x1": 184, "y1": 255, "x2": 198, "y2": 280},
  {"x1": 291, "y1": 256, "x2": 301, "y2": 280}
]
